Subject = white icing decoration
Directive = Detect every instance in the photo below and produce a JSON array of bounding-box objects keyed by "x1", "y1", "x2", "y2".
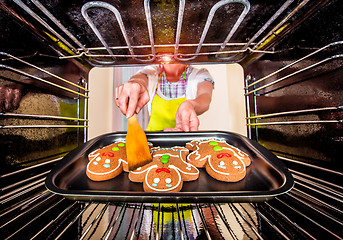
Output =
[
  {"x1": 233, "y1": 161, "x2": 238, "y2": 165},
  {"x1": 105, "y1": 159, "x2": 111, "y2": 163},
  {"x1": 96, "y1": 157, "x2": 101, "y2": 161},
  {"x1": 186, "y1": 167, "x2": 191, "y2": 171},
  {"x1": 165, "y1": 178, "x2": 172, "y2": 184},
  {"x1": 130, "y1": 164, "x2": 157, "y2": 175},
  {"x1": 88, "y1": 151, "x2": 100, "y2": 161},
  {"x1": 153, "y1": 178, "x2": 160, "y2": 183},
  {"x1": 136, "y1": 167, "x2": 142, "y2": 170},
  {"x1": 208, "y1": 158, "x2": 245, "y2": 175},
  {"x1": 86, "y1": 159, "x2": 126, "y2": 175},
  {"x1": 220, "y1": 161, "x2": 225, "y2": 166},
  {"x1": 145, "y1": 166, "x2": 181, "y2": 192},
  {"x1": 170, "y1": 164, "x2": 199, "y2": 175}
]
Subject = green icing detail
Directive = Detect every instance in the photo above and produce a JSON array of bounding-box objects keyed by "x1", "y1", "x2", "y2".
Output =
[
  {"x1": 209, "y1": 141, "x2": 218, "y2": 145},
  {"x1": 112, "y1": 147, "x2": 120, "y2": 151},
  {"x1": 161, "y1": 154, "x2": 169, "y2": 164},
  {"x1": 161, "y1": 159, "x2": 169, "y2": 164},
  {"x1": 118, "y1": 143, "x2": 125, "y2": 147},
  {"x1": 213, "y1": 146, "x2": 223, "y2": 151}
]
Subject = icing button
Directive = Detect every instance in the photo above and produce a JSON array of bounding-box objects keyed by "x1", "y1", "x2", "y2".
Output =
[
  {"x1": 161, "y1": 158, "x2": 169, "y2": 164},
  {"x1": 209, "y1": 141, "x2": 218, "y2": 145},
  {"x1": 112, "y1": 147, "x2": 120, "y2": 151},
  {"x1": 103, "y1": 164, "x2": 111, "y2": 168},
  {"x1": 118, "y1": 143, "x2": 125, "y2": 147},
  {"x1": 213, "y1": 146, "x2": 223, "y2": 151}
]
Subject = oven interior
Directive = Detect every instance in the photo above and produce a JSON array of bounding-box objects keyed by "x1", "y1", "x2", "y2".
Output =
[{"x1": 1, "y1": 0, "x2": 342, "y2": 239}]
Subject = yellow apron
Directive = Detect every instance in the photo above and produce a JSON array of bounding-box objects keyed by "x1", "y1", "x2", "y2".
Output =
[{"x1": 146, "y1": 93, "x2": 186, "y2": 131}]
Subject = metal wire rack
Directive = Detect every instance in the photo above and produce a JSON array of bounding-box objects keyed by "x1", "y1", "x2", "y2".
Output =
[{"x1": 8, "y1": 0, "x2": 316, "y2": 66}]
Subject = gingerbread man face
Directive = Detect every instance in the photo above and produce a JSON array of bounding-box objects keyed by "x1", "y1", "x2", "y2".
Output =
[
  {"x1": 86, "y1": 141, "x2": 128, "y2": 181},
  {"x1": 186, "y1": 139, "x2": 251, "y2": 182},
  {"x1": 129, "y1": 147, "x2": 199, "y2": 192}
]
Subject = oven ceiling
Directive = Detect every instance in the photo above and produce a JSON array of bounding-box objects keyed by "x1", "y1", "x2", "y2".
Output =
[{"x1": 0, "y1": 0, "x2": 339, "y2": 67}]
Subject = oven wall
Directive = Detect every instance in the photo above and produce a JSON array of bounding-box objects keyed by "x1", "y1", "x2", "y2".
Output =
[{"x1": 88, "y1": 63, "x2": 246, "y2": 139}]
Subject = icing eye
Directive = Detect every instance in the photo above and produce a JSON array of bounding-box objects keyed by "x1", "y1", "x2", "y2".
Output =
[
  {"x1": 105, "y1": 159, "x2": 111, "y2": 164},
  {"x1": 96, "y1": 157, "x2": 101, "y2": 161},
  {"x1": 233, "y1": 161, "x2": 238, "y2": 165},
  {"x1": 165, "y1": 178, "x2": 172, "y2": 184},
  {"x1": 153, "y1": 178, "x2": 160, "y2": 183},
  {"x1": 93, "y1": 161, "x2": 98, "y2": 165},
  {"x1": 217, "y1": 161, "x2": 226, "y2": 169}
]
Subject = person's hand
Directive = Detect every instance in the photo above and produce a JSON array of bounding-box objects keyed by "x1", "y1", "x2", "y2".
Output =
[
  {"x1": 164, "y1": 100, "x2": 199, "y2": 132},
  {"x1": 115, "y1": 74, "x2": 150, "y2": 118}
]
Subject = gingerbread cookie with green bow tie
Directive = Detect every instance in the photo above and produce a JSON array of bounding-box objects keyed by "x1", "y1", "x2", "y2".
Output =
[
  {"x1": 129, "y1": 146, "x2": 199, "y2": 192},
  {"x1": 186, "y1": 139, "x2": 251, "y2": 182}
]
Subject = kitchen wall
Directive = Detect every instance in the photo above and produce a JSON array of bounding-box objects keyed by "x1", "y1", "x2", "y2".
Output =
[{"x1": 88, "y1": 64, "x2": 246, "y2": 140}]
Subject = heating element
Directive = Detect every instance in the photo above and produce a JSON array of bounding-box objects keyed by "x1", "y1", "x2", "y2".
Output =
[{"x1": 1, "y1": 0, "x2": 343, "y2": 239}]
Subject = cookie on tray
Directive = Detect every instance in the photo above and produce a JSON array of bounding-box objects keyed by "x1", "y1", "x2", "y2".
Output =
[
  {"x1": 86, "y1": 141, "x2": 128, "y2": 181},
  {"x1": 186, "y1": 139, "x2": 251, "y2": 182},
  {"x1": 129, "y1": 146, "x2": 199, "y2": 192}
]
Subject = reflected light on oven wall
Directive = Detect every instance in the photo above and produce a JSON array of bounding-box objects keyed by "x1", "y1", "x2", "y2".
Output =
[{"x1": 88, "y1": 64, "x2": 246, "y2": 140}]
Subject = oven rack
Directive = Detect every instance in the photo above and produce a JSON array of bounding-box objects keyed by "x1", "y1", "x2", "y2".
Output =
[
  {"x1": 1, "y1": 148, "x2": 342, "y2": 240},
  {"x1": 11, "y1": 0, "x2": 312, "y2": 66},
  {"x1": 0, "y1": 52, "x2": 88, "y2": 138},
  {"x1": 1, "y1": 182, "x2": 342, "y2": 239},
  {"x1": 244, "y1": 41, "x2": 343, "y2": 138}
]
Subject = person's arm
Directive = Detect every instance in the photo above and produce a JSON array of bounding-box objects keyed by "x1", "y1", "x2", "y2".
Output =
[
  {"x1": 165, "y1": 80, "x2": 214, "y2": 132},
  {"x1": 115, "y1": 72, "x2": 150, "y2": 118},
  {"x1": 188, "y1": 80, "x2": 213, "y2": 115}
]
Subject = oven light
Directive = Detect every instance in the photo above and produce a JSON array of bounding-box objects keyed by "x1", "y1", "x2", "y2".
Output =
[{"x1": 158, "y1": 54, "x2": 173, "y2": 64}]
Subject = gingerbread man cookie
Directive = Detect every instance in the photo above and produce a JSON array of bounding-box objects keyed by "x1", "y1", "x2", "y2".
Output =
[
  {"x1": 186, "y1": 139, "x2": 251, "y2": 182},
  {"x1": 86, "y1": 141, "x2": 128, "y2": 181},
  {"x1": 129, "y1": 146, "x2": 199, "y2": 192}
]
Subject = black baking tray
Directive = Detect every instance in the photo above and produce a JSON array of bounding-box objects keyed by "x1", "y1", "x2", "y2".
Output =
[{"x1": 45, "y1": 131, "x2": 294, "y2": 203}]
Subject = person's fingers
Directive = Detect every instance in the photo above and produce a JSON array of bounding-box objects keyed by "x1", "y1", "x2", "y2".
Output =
[
  {"x1": 114, "y1": 86, "x2": 120, "y2": 107},
  {"x1": 116, "y1": 85, "x2": 129, "y2": 115},
  {"x1": 163, "y1": 127, "x2": 183, "y2": 132},
  {"x1": 135, "y1": 90, "x2": 150, "y2": 114},
  {"x1": 180, "y1": 111, "x2": 191, "y2": 132},
  {"x1": 125, "y1": 83, "x2": 141, "y2": 118},
  {"x1": 189, "y1": 112, "x2": 199, "y2": 131}
]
